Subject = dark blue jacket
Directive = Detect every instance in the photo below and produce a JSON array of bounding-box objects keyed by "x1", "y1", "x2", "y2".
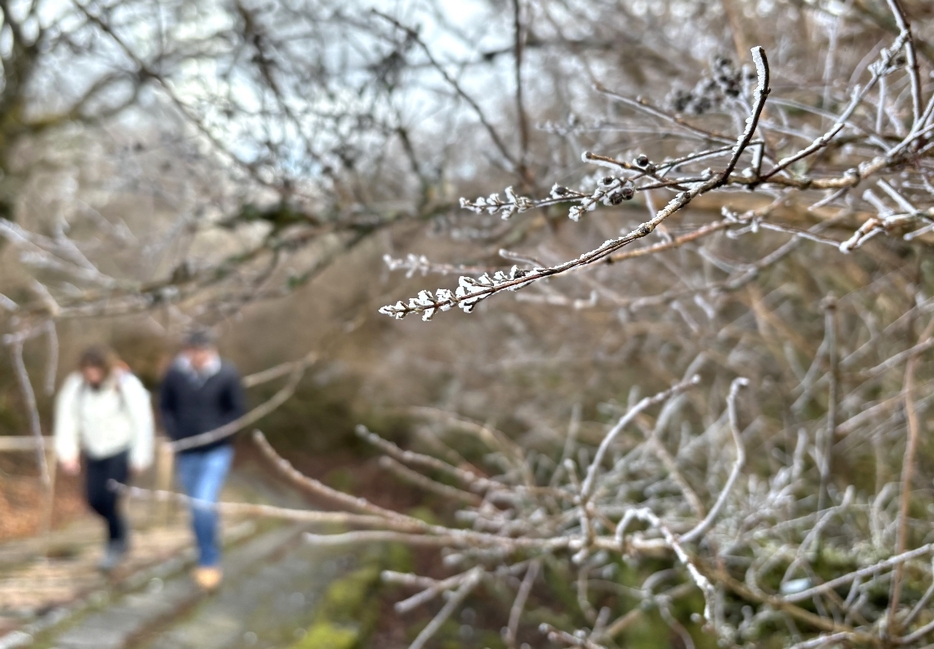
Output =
[{"x1": 159, "y1": 360, "x2": 246, "y2": 454}]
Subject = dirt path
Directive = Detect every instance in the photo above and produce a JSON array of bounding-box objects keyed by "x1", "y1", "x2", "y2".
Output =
[
  {"x1": 138, "y1": 532, "x2": 345, "y2": 649},
  {"x1": 0, "y1": 464, "x2": 350, "y2": 649}
]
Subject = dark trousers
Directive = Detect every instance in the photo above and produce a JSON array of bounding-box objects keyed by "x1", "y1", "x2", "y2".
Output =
[{"x1": 85, "y1": 450, "x2": 129, "y2": 543}]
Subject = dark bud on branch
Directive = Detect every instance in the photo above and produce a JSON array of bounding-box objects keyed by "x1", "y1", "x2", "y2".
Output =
[{"x1": 609, "y1": 185, "x2": 635, "y2": 204}]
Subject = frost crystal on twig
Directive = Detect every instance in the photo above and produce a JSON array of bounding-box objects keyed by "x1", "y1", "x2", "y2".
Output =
[
  {"x1": 459, "y1": 186, "x2": 534, "y2": 220},
  {"x1": 378, "y1": 266, "x2": 535, "y2": 321}
]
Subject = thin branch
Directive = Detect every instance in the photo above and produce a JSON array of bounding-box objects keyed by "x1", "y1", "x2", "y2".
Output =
[
  {"x1": 885, "y1": 0, "x2": 922, "y2": 127},
  {"x1": 380, "y1": 47, "x2": 772, "y2": 321},
  {"x1": 113, "y1": 482, "x2": 391, "y2": 527},
  {"x1": 372, "y1": 10, "x2": 519, "y2": 171},
  {"x1": 408, "y1": 567, "x2": 483, "y2": 649},
  {"x1": 580, "y1": 375, "x2": 700, "y2": 502},
  {"x1": 816, "y1": 295, "x2": 838, "y2": 522},
  {"x1": 6, "y1": 332, "x2": 50, "y2": 489},
  {"x1": 681, "y1": 377, "x2": 748, "y2": 543},
  {"x1": 505, "y1": 559, "x2": 540, "y2": 648},
  {"x1": 887, "y1": 316, "x2": 934, "y2": 630},
  {"x1": 388, "y1": 569, "x2": 480, "y2": 614},
  {"x1": 783, "y1": 542, "x2": 934, "y2": 604},
  {"x1": 378, "y1": 456, "x2": 483, "y2": 506},
  {"x1": 716, "y1": 46, "x2": 770, "y2": 186},
  {"x1": 512, "y1": 0, "x2": 530, "y2": 185}
]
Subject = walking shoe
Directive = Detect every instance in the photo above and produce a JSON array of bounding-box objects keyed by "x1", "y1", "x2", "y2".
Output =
[
  {"x1": 192, "y1": 566, "x2": 223, "y2": 591},
  {"x1": 97, "y1": 539, "x2": 128, "y2": 572}
]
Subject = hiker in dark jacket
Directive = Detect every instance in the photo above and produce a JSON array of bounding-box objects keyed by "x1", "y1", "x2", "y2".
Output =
[{"x1": 159, "y1": 330, "x2": 245, "y2": 590}]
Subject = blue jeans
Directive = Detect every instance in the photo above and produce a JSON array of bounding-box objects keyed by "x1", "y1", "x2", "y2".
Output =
[{"x1": 175, "y1": 445, "x2": 234, "y2": 567}]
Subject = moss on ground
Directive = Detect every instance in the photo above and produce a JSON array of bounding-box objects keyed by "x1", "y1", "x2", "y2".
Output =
[
  {"x1": 292, "y1": 621, "x2": 360, "y2": 649},
  {"x1": 319, "y1": 565, "x2": 381, "y2": 619},
  {"x1": 288, "y1": 543, "x2": 413, "y2": 649}
]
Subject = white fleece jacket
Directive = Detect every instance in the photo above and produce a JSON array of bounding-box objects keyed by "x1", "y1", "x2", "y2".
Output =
[{"x1": 53, "y1": 371, "x2": 155, "y2": 470}]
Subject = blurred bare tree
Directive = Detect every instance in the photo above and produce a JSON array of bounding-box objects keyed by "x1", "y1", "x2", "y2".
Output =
[{"x1": 276, "y1": 1, "x2": 934, "y2": 648}]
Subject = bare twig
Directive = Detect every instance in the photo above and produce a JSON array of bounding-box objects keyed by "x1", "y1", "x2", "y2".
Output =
[
  {"x1": 816, "y1": 295, "x2": 838, "y2": 521},
  {"x1": 408, "y1": 568, "x2": 483, "y2": 649},
  {"x1": 887, "y1": 316, "x2": 934, "y2": 631},
  {"x1": 505, "y1": 559, "x2": 540, "y2": 648},
  {"x1": 580, "y1": 375, "x2": 701, "y2": 502},
  {"x1": 7, "y1": 333, "x2": 50, "y2": 490},
  {"x1": 885, "y1": 0, "x2": 922, "y2": 127},
  {"x1": 681, "y1": 377, "x2": 748, "y2": 543}
]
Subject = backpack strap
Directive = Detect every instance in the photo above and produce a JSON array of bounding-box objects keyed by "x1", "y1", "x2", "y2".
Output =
[
  {"x1": 113, "y1": 372, "x2": 131, "y2": 412},
  {"x1": 78, "y1": 373, "x2": 131, "y2": 413}
]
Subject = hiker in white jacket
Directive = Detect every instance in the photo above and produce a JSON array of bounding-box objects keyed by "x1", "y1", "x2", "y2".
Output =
[{"x1": 54, "y1": 346, "x2": 155, "y2": 571}]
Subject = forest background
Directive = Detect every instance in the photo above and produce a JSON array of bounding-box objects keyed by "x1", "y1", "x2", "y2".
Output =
[{"x1": 2, "y1": 1, "x2": 934, "y2": 647}]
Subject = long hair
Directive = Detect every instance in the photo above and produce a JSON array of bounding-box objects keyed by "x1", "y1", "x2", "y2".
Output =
[{"x1": 78, "y1": 346, "x2": 118, "y2": 377}]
